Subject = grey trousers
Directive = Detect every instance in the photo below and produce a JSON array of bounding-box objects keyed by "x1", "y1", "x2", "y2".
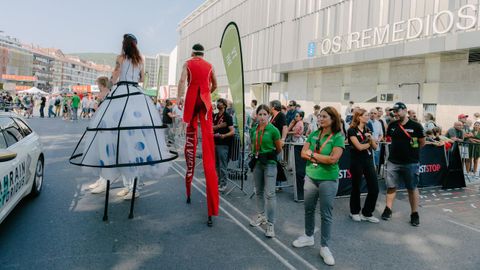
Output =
[
  {"x1": 215, "y1": 144, "x2": 229, "y2": 186},
  {"x1": 304, "y1": 176, "x2": 338, "y2": 247},
  {"x1": 253, "y1": 162, "x2": 277, "y2": 223}
]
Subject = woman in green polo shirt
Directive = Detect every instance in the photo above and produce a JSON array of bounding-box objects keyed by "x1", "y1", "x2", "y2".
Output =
[
  {"x1": 292, "y1": 106, "x2": 345, "y2": 266},
  {"x1": 249, "y1": 104, "x2": 282, "y2": 238}
]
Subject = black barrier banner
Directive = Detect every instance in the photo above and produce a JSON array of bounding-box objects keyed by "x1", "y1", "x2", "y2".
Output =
[
  {"x1": 337, "y1": 147, "x2": 368, "y2": 196},
  {"x1": 444, "y1": 143, "x2": 466, "y2": 189},
  {"x1": 293, "y1": 144, "x2": 465, "y2": 200},
  {"x1": 292, "y1": 145, "x2": 367, "y2": 198},
  {"x1": 418, "y1": 145, "x2": 448, "y2": 187}
]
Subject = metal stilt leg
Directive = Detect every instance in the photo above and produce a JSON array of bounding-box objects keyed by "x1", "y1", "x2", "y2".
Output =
[
  {"x1": 128, "y1": 177, "x2": 138, "y2": 219},
  {"x1": 102, "y1": 180, "x2": 110, "y2": 221}
]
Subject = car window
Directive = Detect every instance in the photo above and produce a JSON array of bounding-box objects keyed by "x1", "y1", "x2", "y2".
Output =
[
  {"x1": 0, "y1": 131, "x2": 7, "y2": 149},
  {"x1": 3, "y1": 120, "x2": 23, "y2": 147},
  {"x1": 13, "y1": 118, "x2": 32, "y2": 137}
]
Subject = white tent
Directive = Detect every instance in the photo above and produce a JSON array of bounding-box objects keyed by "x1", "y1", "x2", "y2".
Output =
[{"x1": 18, "y1": 87, "x2": 49, "y2": 95}]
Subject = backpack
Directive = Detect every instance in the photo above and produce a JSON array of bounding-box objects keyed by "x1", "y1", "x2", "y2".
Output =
[{"x1": 55, "y1": 99, "x2": 60, "y2": 106}]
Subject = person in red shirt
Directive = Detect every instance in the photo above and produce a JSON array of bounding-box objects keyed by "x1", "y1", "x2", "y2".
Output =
[{"x1": 177, "y1": 44, "x2": 219, "y2": 226}]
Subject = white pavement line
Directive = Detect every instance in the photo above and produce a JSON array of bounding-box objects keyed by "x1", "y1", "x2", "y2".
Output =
[
  {"x1": 172, "y1": 163, "x2": 319, "y2": 270},
  {"x1": 446, "y1": 219, "x2": 480, "y2": 234}
]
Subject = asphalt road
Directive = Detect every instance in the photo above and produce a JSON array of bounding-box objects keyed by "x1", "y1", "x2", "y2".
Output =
[{"x1": 1, "y1": 116, "x2": 479, "y2": 270}]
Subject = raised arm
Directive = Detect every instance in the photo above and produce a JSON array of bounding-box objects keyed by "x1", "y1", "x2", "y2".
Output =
[
  {"x1": 111, "y1": 55, "x2": 122, "y2": 84},
  {"x1": 210, "y1": 67, "x2": 217, "y2": 93},
  {"x1": 177, "y1": 63, "x2": 188, "y2": 98}
]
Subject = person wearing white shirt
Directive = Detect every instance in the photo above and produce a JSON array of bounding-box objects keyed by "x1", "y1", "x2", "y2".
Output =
[
  {"x1": 367, "y1": 108, "x2": 383, "y2": 167},
  {"x1": 81, "y1": 96, "x2": 89, "y2": 119}
]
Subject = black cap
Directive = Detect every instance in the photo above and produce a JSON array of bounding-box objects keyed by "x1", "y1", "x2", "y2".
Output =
[
  {"x1": 392, "y1": 102, "x2": 407, "y2": 111},
  {"x1": 123, "y1": 33, "x2": 138, "y2": 44}
]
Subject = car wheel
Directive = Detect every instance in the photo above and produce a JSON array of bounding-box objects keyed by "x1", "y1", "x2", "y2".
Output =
[{"x1": 30, "y1": 157, "x2": 44, "y2": 197}]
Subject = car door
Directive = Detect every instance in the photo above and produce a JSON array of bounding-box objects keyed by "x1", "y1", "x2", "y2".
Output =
[
  {"x1": 0, "y1": 118, "x2": 27, "y2": 217},
  {"x1": 13, "y1": 117, "x2": 40, "y2": 185}
]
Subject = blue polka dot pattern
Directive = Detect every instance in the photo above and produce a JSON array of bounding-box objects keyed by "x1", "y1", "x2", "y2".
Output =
[
  {"x1": 135, "y1": 157, "x2": 144, "y2": 163},
  {"x1": 147, "y1": 155, "x2": 154, "y2": 166},
  {"x1": 134, "y1": 111, "x2": 142, "y2": 118},
  {"x1": 106, "y1": 144, "x2": 110, "y2": 156},
  {"x1": 99, "y1": 160, "x2": 105, "y2": 166},
  {"x1": 113, "y1": 111, "x2": 122, "y2": 122},
  {"x1": 135, "y1": 142, "x2": 145, "y2": 151}
]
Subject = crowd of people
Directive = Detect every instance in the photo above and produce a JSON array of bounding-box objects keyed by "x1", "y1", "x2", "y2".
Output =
[
  {"x1": 0, "y1": 91, "x2": 102, "y2": 121},
  {"x1": 14, "y1": 35, "x2": 478, "y2": 266}
]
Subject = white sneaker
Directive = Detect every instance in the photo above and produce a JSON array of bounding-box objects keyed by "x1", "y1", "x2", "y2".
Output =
[
  {"x1": 320, "y1": 246, "x2": 335, "y2": 266},
  {"x1": 123, "y1": 191, "x2": 140, "y2": 200},
  {"x1": 292, "y1": 234, "x2": 314, "y2": 248},
  {"x1": 361, "y1": 214, "x2": 380, "y2": 223},
  {"x1": 116, "y1": 188, "x2": 129, "y2": 197},
  {"x1": 218, "y1": 185, "x2": 227, "y2": 192},
  {"x1": 265, "y1": 222, "x2": 275, "y2": 238},
  {"x1": 249, "y1": 214, "x2": 267, "y2": 227},
  {"x1": 91, "y1": 182, "x2": 107, "y2": 194},
  {"x1": 349, "y1": 213, "x2": 361, "y2": 222},
  {"x1": 88, "y1": 177, "x2": 107, "y2": 189},
  {"x1": 88, "y1": 179, "x2": 101, "y2": 190}
]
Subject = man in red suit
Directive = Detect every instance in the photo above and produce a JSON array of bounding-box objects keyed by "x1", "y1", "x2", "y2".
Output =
[{"x1": 178, "y1": 44, "x2": 219, "y2": 226}]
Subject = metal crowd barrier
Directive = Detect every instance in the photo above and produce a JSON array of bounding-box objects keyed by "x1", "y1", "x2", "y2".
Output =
[{"x1": 457, "y1": 141, "x2": 480, "y2": 183}]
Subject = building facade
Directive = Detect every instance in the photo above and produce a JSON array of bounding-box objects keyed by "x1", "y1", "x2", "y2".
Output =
[
  {"x1": 143, "y1": 54, "x2": 169, "y2": 90},
  {"x1": 0, "y1": 34, "x2": 35, "y2": 90},
  {"x1": 177, "y1": 0, "x2": 480, "y2": 128}
]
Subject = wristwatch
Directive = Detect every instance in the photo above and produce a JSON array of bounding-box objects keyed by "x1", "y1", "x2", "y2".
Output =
[{"x1": 310, "y1": 152, "x2": 314, "y2": 159}]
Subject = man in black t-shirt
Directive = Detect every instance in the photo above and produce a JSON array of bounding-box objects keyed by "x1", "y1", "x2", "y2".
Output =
[
  {"x1": 213, "y1": 98, "x2": 235, "y2": 191},
  {"x1": 269, "y1": 100, "x2": 288, "y2": 144},
  {"x1": 382, "y1": 102, "x2": 425, "y2": 226},
  {"x1": 162, "y1": 99, "x2": 175, "y2": 144},
  {"x1": 269, "y1": 100, "x2": 288, "y2": 187}
]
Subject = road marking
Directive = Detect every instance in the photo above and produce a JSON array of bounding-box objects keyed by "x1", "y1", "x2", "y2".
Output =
[
  {"x1": 171, "y1": 164, "x2": 318, "y2": 270},
  {"x1": 432, "y1": 193, "x2": 437, "y2": 197},
  {"x1": 446, "y1": 219, "x2": 480, "y2": 234},
  {"x1": 442, "y1": 208, "x2": 453, "y2": 213}
]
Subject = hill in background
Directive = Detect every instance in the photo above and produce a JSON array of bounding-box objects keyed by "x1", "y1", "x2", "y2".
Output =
[{"x1": 68, "y1": 53, "x2": 117, "y2": 67}]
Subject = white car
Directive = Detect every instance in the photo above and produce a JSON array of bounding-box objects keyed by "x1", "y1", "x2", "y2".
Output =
[{"x1": 0, "y1": 114, "x2": 44, "y2": 224}]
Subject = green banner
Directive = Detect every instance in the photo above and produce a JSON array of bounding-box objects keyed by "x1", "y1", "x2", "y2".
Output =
[
  {"x1": 220, "y1": 22, "x2": 245, "y2": 147},
  {"x1": 143, "y1": 88, "x2": 158, "y2": 97}
]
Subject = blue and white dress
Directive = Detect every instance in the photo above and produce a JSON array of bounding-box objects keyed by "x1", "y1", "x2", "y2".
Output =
[{"x1": 70, "y1": 58, "x2": 177, "y2": 181}]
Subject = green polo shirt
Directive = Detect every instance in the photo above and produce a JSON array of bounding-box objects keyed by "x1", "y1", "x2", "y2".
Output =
[
  {"x1": 305, "y1": 130, "x2": 345, "y2": 181},
  {"x1": 250, "y1": 123, "x2": 280, "y2": 164},
  {"x1": 71, "y1": 95, "x2": 81, "y2": 108}
]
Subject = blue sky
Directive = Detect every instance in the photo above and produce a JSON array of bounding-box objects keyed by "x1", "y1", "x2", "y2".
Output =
[{"x1": 1, "y1": 0, "x2": 205, "y2": 55}]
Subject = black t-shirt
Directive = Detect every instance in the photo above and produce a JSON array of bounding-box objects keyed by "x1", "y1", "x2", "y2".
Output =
[
  {"x1": 347, "y1": 127, "x2": 372, "y2": 159},
  {"x1": 163, "y1": 107, "x2": 173, "y2": 124},
  {"x1": 387, "y1": 119, "x2": 425, "y2": 164},
  {"x1": 270, "y1": 112, "x2": 287, "y2": 136},
  {"x1": 41, "y1": 97, "x2": 46, "y2": 106},
  {"x1": 213, "y1": 112, "x2": 234, "y2": 145}
]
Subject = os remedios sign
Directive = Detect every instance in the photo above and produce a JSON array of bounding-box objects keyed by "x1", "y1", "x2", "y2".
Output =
[{"x1": 308, "y1": 4, "x2": 479, "y2": 57}]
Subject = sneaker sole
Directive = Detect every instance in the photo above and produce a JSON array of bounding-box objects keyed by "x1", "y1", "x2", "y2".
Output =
[{"x1": 292, "y1": 242, "x2": 314, "y2": 248}]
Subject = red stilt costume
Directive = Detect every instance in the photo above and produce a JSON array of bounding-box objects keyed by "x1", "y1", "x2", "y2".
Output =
[{"x1": 183, "y1": 56, "x2": 219, "y2": 217}]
